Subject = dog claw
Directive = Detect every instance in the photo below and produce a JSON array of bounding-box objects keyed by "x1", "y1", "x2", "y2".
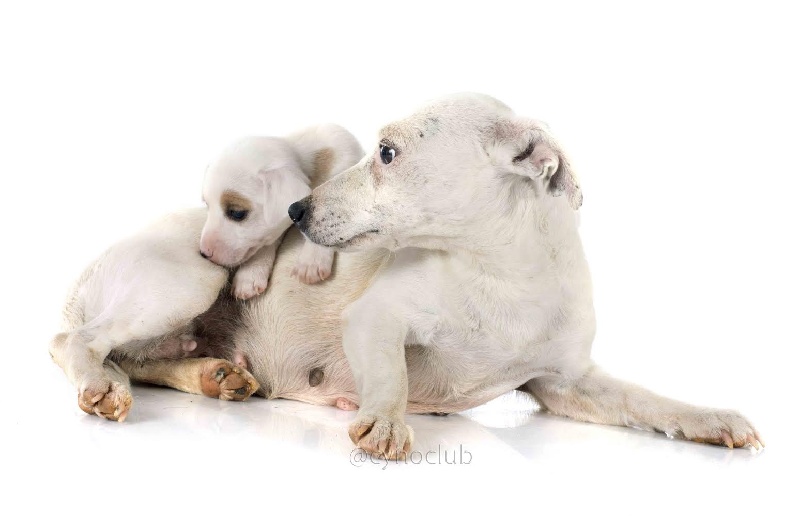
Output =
[
  {"x1": 348, "y1": 414, "x2": 413, "y2": 460},
  {"x1": 350, "y1": 423, "x2": 372, "y2": 442},
  {"x1": 78, "y1": 381, "x2": 133, "y2": 422},
  {"x1": 721, "y1": 430, "x2": 734, "y2": 449}
]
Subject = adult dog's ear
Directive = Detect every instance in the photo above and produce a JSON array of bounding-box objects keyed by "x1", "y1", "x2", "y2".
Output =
[
  {"x1": 259, "y1": 168, "x2": 312, "y2": 224},
  {"x1": 495, "y1": 119, "x2": 583, "y2": 209}
]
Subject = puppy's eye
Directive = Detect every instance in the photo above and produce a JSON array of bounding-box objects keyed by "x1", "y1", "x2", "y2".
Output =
[
  {"x1": 379, "y1": 144, "x2": 396, "y2": 165},
  {"x1": 226, "y1": 208, "x2": 249, "y2": 222}
]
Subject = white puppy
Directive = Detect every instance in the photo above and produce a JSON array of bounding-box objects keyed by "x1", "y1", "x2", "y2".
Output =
[
  {"x1": 201, "y1": 125, "x2": 364, "y2": 298},
  {"x1": 49, "y1": 125, "x2": 363, "y2": 421}
]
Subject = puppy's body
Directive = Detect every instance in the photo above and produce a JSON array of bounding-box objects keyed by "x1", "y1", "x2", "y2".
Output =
[{"x1": 50, "y1": 125, "x2": 363, "y2": 419}]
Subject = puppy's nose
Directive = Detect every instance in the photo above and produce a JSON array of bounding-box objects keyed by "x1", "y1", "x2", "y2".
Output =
[
  {"x1": 288, "y1": 199, "x2": 308, "y2": 226},
  {"x1": 199, "y1": 250, "x2": 211, "y2": 260}
]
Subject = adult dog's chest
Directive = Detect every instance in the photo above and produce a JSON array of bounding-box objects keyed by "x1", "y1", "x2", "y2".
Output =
[{"x1": 408, "y1": 266, "x2": 564, "y2": 369}]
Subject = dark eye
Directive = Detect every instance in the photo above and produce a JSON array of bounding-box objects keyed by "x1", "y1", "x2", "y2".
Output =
[
  {"x1": 225, "y1": 208, "x2": 248, "y2": 222},
  {"x1": 379, "y1": 144, "x2": 396, "y2": 165}
]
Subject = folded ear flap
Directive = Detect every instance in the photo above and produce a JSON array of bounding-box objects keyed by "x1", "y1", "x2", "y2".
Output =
[
  {"x1": 259, "y1": 168, "x2": 312, "y2": 224},
  {"x1": 502, "y1": 120, "x2": 583, "y2": 209}
]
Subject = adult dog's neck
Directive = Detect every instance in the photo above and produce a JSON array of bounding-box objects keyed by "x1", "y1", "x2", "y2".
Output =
[{"x1": 446, "y1": 180, "x2": 588, "y2": 283}]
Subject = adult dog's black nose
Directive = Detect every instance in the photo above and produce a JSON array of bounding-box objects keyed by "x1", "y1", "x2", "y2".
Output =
[{"x1": 288, "y1": 199, "x2": 308, "y2": 228}]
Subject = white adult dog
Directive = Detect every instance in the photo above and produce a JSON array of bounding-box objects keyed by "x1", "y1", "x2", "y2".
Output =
[{"x1": 52, "y1": 94, "x2": 761, "y2": 459}]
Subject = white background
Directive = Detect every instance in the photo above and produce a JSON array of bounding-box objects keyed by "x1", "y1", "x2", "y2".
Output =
[{"x1": 2, "y1": 1, "x2": 798, "y2": 513}]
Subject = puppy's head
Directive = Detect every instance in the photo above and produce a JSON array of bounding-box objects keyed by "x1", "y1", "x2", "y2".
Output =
[
  {"x1": 289, "y1": 93, "x2": 581, "y2": 252},
  {"x1": 200, "y1": 137, "x2": 310, "y2": 267}
]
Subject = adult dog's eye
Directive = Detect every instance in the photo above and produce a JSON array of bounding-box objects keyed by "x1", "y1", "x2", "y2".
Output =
[
  {"x1": 379, "y1": 144, "x2": 396, "y2": 165},
  {"x1": 226, "y1": 208, "x2": 248, "y2": 222}
]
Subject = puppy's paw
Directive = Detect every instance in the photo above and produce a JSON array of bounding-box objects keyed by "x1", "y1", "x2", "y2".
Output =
[
  {"x1": 671, "y1": 409, "x2": 764, "y2": 450},
  {"x1": 200, "y1": 359, "x2": 260, "y2": 401},
  {"x1": 232, "y1": 267, "x2": 270, "y2": 300},
  {"x1": 348, "y1": 413, "x2": 413, "y2": 459},
  {"x1": 292, "y1": 245, "x2": 334, "y2": 285},
  {"x1": 78, "y1": 379, "x2": 132, "y2": 422},
  {"x1": 291, "y1": 262, "x2": 331, "y2": 285}
]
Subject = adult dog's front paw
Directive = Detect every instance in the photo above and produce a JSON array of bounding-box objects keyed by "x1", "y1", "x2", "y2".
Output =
[
  {"x1": 348, "y1": 413, "x2": 414, "y2": 459},
  {"x1": 671, "y1": 409, "x2": 764, "y2": 449},
  {"x1": 232, "y1": 267, "x2": 270, "y2": 300},
  {"x1": 78, "y1": 379, "x2": 132, "y2": 422},
  {"x1": 200, "y1": 360, "x2": 260, "y2": 401}
]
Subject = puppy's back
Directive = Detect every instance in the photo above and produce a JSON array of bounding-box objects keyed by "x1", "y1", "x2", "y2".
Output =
[{"x1": 60, "y1": 208, "x2": 228, "y2": 334}]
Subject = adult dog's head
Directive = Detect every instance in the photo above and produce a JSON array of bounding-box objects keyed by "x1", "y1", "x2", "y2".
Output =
[{"x1": 289, "y1": 94, "x2": 581, "y2": 253}]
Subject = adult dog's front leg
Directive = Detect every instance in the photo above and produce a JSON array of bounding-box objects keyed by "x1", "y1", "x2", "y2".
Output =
[
  {"x1": 524, "y1": 364, "x2": 763, "y2": 449},
  {"x1": 342, "y1": 299, "x2": 412, "y2": 459}
]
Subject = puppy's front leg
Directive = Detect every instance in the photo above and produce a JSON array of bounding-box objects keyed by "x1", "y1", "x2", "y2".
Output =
[
  {"x1": 342, "y1": 296, "x2": 412, "y2": 459},
  {"x1": 292, "y1": 235, "x2": 334, "y2": 284},
  {"x1": 232, "y1": 238, "x2": 282, "y2": 300}
]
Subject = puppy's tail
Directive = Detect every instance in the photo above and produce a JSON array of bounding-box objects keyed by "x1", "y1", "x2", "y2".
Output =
[{"x1": 285, "y1": 124, "x2": 365, "y2": 186}]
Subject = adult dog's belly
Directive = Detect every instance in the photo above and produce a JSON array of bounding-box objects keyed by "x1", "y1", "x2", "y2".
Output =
[{"x1": 232, "y1": 230, "x2": 541, "y2": 413}]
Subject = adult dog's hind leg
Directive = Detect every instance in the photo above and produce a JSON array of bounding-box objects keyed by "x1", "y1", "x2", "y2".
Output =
[
  {"x1": 117, "y1": 357, "x2": 260, "y2": 401},
  {"x1": 523, "y1": 364, "x2": 763, "y2": 449}
]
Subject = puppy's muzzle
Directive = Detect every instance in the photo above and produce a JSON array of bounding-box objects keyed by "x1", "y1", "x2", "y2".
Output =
[{"x1": 288, "y1": 198, "x2": 311, "y2": 231}]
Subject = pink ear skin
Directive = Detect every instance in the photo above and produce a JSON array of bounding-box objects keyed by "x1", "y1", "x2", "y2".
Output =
[
  {"x1": 530, "y1": 144, "x2": 559, "y2": 179},
  {"x1": 501, "y1": 119, "x2": 583, "y2": 210},
  {"x1": 517, "y1": 137, "x2": 583, "y2": 210},
  {"x1": 547, "y1": 153, "x2": 582, "y2": 210}
]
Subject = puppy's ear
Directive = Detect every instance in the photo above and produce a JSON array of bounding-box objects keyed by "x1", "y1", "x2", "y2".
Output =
[
  {"x1": 259, "y1": 168, "x2": 312, "y2": 223},
  {"x1": 494, "y1": 119, "x2": 583, "y2": 209}
]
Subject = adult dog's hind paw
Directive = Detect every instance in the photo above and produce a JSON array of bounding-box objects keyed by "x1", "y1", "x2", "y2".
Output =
[{"x1": 670, "y1": 409, "x2": 764, "y2": 450}]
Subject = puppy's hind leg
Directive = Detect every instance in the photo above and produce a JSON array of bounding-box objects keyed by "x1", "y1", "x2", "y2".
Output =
[
  {"x1": 292, "y1": 235, "x2": 335, "y2": 284},
  {"x1": 523, "y1": 364, "x2": 763, "y2": 449},
  {"x1": 51, "y1": 265, "x2": 228, "y2": 421}
]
